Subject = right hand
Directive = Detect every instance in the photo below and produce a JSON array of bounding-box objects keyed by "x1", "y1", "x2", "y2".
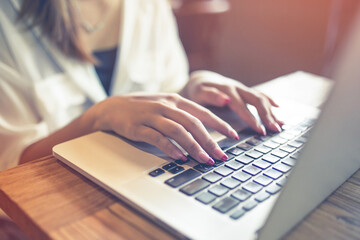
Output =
[{"x1": 83, "y1": 93, "x2": 239, "y2": 165}]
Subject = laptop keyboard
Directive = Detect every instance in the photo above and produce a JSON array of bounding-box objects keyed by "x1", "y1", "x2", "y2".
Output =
[{"x1": 148, "y1": 119, "x2": 314, "y2": 220}]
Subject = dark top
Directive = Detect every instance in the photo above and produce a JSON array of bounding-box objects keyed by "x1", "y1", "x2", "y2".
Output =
[{"x1": 93, "y1": 47, "x2": 118, "y2": 95}]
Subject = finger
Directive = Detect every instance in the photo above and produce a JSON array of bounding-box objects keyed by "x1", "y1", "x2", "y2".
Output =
[
  {"x1": 147, "y1": 116, "x2": 216, "y2": 165},
  {"x1": 195, "y1": 86, "x2": 230, "y2": 107},
  {"x1": 177, "y1": 97, "x2": 239, "y2": 140},
  {"x1": 261, "y1": 93, "x2": 279, "y2": 107},
  {"x1": 271, "y1": 112, "x2": 285, "y2": 126}
]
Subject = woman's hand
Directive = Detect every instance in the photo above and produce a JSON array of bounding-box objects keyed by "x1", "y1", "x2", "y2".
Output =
[
  {"x1": 181, "y1": 71, "x2": 284, "y2": 135},
  {"x1": 84, "y1": 93, "x2": 239, "y2": 165}
]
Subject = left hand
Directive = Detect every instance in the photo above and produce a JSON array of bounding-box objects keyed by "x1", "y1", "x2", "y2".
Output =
[{"x1": 180, "y1": 71, "x2": 284, "y2": 135}]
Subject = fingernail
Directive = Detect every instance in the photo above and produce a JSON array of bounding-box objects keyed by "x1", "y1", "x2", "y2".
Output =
[
  {"x1": 180, "y1": 155, "x2": 188, "y2": 162},
  {"x1": 214, "y1": 148, "x2": 227, "y2": 161},
  {"x1": 260, "y1": 125, "x2": 267, "y2": 136},
  {"x1": 230, "y1": 129, "x2": 239, "y2": 140},
  {"x1": 207, "y1": 158, "x2": 215, "y2": 166},
  {"x1": 199, "y1": 151, "x2": 211, "y2": 164},
  {"x1": 221, "y1": 154, "x2": 228, "y2": 161},
  {"x1": 224, "y1": 97, "x2": 230, "y2": 105}
]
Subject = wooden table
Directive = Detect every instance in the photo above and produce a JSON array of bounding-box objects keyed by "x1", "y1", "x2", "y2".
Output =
[{"x1": 1, "y1": 72, "x2": 360, "y2": 239}]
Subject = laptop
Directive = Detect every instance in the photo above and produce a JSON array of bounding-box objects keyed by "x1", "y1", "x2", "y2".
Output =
[{"x1": 53, "y1": 12, "x2": 360, "y2": 240}]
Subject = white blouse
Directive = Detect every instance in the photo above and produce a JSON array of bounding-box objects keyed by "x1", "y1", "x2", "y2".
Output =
[{"x1": 0, "y1": 0, "x2": 189, "y2": 170}]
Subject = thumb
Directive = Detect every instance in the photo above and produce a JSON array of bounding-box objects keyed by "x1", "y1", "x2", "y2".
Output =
[{"x1": 196, "y1": 86, "x2": 230, "y2": 107}]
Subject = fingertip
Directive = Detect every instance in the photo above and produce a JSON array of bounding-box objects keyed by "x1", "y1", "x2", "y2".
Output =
[{"x1": 260, "y1": 125, "x2": 267, "y2": 136}]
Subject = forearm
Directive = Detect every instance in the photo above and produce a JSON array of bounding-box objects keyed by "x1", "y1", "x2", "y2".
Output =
[{"x1": 19, "y1": 113, "x2": 95, "y2": 164}]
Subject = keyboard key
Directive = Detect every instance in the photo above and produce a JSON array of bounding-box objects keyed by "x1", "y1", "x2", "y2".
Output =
[
  {"x1": 290, "y1": 151, "x2": 301, "y2": 159},
  {"x1": 213, "y1": 160, "x2": 225, "y2": 167},
  {"x1": 271, "y1": 137, "x2": 288, "y2": 144},
  {"x1": 203, "y1": 172, "x2": 222, "y2": 183},
  {"x1": 175, "y1": 158, "x2": 190, "y2": 165},
  {"x1": 243, "y1": 182, "x2": 263, "y2": 194},
  {"x1": 232, "y1": 172, "x2": 252, "y2": 182},
  {"x1": 221, "y1": 178, "x2": 241, "y2": 189},
  {"x1": 288, "y1": 141, "x2": 303, "y2": 148},
  {"x1": 180, "y1": 179, "x2": 210, "y2": 196},
  {"x1": 246, "y1": 137, "x2": 262, "y2": 146},
  {"x1": 165, "y1": 169, "x2": 201, "y2": 188},
  {"x1": 218, "y1": 137, "x2": 241, "y2": 150},
  {"x1": 196, "y1": 192, "x2": 217, "y2": 204},
  {"x1": 253, "y1": 175, "x2": 273, "y2": 186},
  {"x1": 225, "y1": 160, "x2": 244, "y2": 170},
  {"x1": 237, "y1": 142, "x2": 252, "y2": 151},
  {"x1": 242, "y1": 165, "x2": 261, "y2": 176},
  {"x1": 273, "y1": 163, "x2": 292, "y2": 173},
  {"x1": 209, "y1": 185, "x2": 229, "y2": 197},
  {"x1": 276, "y1": 176, "x2": 287, "y2": 187},
  {"x1": 263, "y1": 141, "x2": 280, "y2": 149},
  {"x1": 243, "y1": 199, "x2": 258, "y2": 211},
  {"x1": 271, "y1": 149, "x2": 289, "y2": 158},
  {"x1": 149, "y1": 168, "x2": 165, "y2": 177},
  {"x1": 280, "y1": 145, "x2": 297, "y2": 153},
  {"x1": 282, "y1": 157, "x2": 296, "y2": 167},
  {"x1": 227, "y1": 152, "x2": 236, "y2": 161},
  {"x1": 255, "y1": 135, "x2": 272, "y2": 141},
  {"x1": 230, "y1": 209, "x2": 246, "y2": 220},
  {"x1": 279, "y1": 132, "x2": 296, "y2": 140},
  {"x1": 213, "y1": 197, "x2": 240, "y2": 213},
  {"x1": 162, "y1": 162, "x2": 177, "y2": 171},
  {"x1": 214, "y1": 166, "x2": 234, "y2": 177},
  {"x1": 266, "y1": 183, "x2": 281, "y2": 194},
  {"x1": 296, "y1": 136, "x2": 307, "y2": 143},
  {"x1": 245, "y1": 150, "x2": 263, "y2": 159},
  {"x1": 227, "y1": 147, "x2": 244, "y2": 156},
  {"x1": 236, "y1": 155, "x2": 254, "y2": 165},
  {"x1": 255, "y1": 191, "x2": 270, "y2": 202},
  {"x1": 263, "y1": 169, "x2": 283, "y2": 180},
  {"x1": 262, "y1": 155, "x2": 280, "y2": 164},
  {"x1": 168, "y1": 166, "x2": 185, "y2": 174},
  {"x1": 194, "y1": 163, "x2": 213, "y2": 173},
  {"x1": 253, "y1": 160, "x2": 271, "y2": 170},
  {"x1": 254, "y1": 145, "x2": 272, "y2": 154},
  {"x1": 231, "y1": 189, "x2": 252, "y2": 201}
]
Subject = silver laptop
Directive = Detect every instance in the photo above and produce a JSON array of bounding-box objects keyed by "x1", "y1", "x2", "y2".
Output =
[{"x1": 53, "y1": 11, "x2": 360, "y2": 240}]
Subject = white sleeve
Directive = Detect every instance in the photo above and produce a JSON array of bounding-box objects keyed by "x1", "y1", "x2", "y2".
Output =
[
  {"x1": 0, "y1": 21, "x2": 48, "y2": 171},
  {"x1": 156, "y1": 0, "x2": 189, "y2": 93}
]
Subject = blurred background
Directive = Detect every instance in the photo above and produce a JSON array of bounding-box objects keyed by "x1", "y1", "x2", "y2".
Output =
[{"x1": 172, "y1": 0, "x2": 360, "y2": 86}]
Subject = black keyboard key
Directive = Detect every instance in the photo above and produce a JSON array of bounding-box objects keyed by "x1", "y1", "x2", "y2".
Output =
[
  {"x1": 227, "y1": 147, "x2": 244, "y2": 156},
  {"x1": 218, "y1": 137, "x2": 241, "y2": 150},
  {"x1": 165, "y1": 169, "x2": 201, "y2": 188},
  {"x1": 225, "y1": 160, "x2": 244, "y2": 170},
  {"x1": 243, "y1": 182, "x2": 263, "y2": 194},
  {"x1": 242, "y1": 165, "x2": 261, "y2": 176},
  {"x1": 214, "y1": 166, "x2": 234, "y2": 177},
  {"x1": 230, "y1": 209, "x2": 246, "y2": 220},
  {"x1": 282, "y1": 157, "x2": 296, "y2": 167},
  {"x1": 236, "y1": 155, "x2": 254, "y2": 165},
  {"x1": 232, "y1": 172, "x2": 251, "y2": 182},
  {"x1": 255, "y1": 191, "x2": 270, "y2": 202},
  {"x1": 194, "y1": 163, "x2": 213, "y2": 173},
  {"x1": 213, "y1": 197, "x2": 240, "y2": 213},
  {"x1": 162, "y1": 162, "x2": 177, "y2": 171},
  {"x1": 149, "y1": 168, "x2": 165, "y2": 177},
  {"x1": 245, "y1": 150, "x2": 263, "y2": 159},
  {"x1": 253, "y1": 160, "x2": 271, "y2": 170},
  {"x1": 273, "y1": 163, "x2": 292, "y2": 173},
  {"x1": 203, "y1": 172, "x2": 222, "y2": 183},
  {"x1": 243, "y1": 199, "x2": 258, "y2": 211},
  {"x1": 266, "y1": 183, "x2": 281, "y2": 194},
  {"x1": 221, "y1": 178, "x2": 241, "y2": 189},
  {"x1": 262, "y1": 155, "x2": 281, "y2": 164},
  {"x1": 263, "y1": 169, "x2": 283, "y2": 180},
  {"x1": 253, "y1": 175, "x2": 273, "y2": 186},
  {"x1": 263, "y1": 141, "x2": 280, "y2": 149},
  {"x1": 180, "y1": 179, "x2": 210, "y2": 196},
  {"x1": 196, "y1": 192, "x2": 217, "y2": 204},
  {"x1": 168, "y1": 166, "x2": 185, "y2": 174},
  {"x1": 277, "y1": 176, "x2": 287, "y2": 187},
  {"x1": 246, "y1": 137, "x2": 262, "y2": 146},
  {"x1": 280, "y1": 145, "x2": 296, "y2": 153},
  {"x1": 237, "y1": 142, "x2": 252, "y2": 151},
  {"x1": 254, "y1": 145, "x2": 272, "y2": 154},
  {"x1": 288, "y1": 141, "x2": 303, "y2": 148},
  {"x1": 231, "y1": 189, "x2": 252, "y2": 201},
  {"x1": 208, "y1": 185, "x2": 229, "y2": 197},
  {"x1": 175, "y1": 158, "x2": 190, "y2": 165},
  {"x1": 271, "y1": 149, "x2": 289, "y2": 158}
]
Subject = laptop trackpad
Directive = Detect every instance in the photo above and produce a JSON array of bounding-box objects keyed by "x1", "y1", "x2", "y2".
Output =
[{"x1": 53, "y1": 131, "x2": 166, "y2": 185}]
